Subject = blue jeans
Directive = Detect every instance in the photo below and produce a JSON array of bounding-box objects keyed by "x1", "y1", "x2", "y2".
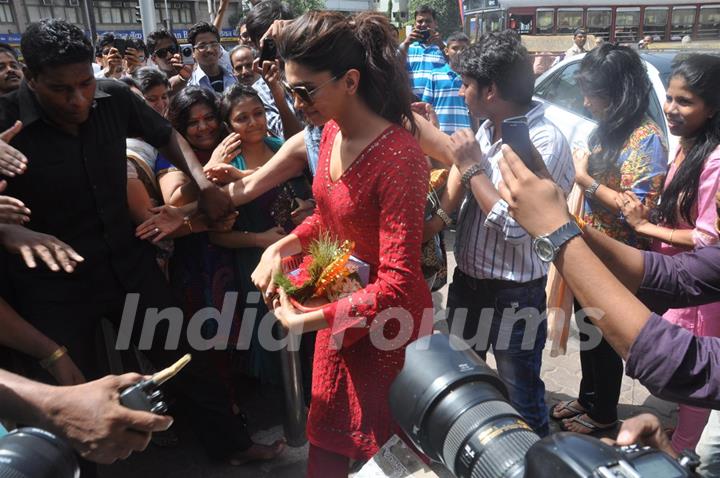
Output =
[{"x1": 447, "y1": 268, "x2": 549, "y2": 436}]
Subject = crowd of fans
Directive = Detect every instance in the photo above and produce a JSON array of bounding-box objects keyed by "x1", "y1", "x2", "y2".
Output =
[{"x1": 0, "y1": 1, "x2": 719, "y2": 477}]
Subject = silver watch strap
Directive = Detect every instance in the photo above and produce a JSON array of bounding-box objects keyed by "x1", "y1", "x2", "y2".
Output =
[{"x1": 584, "y1": 180, "x2": 600, "y2": 198}]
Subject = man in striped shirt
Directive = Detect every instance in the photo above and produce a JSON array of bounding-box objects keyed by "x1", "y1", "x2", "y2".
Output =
[
  {"x1": 401, "y1": 5, "x2": 447, "y2": 99},
  {"x1": 420, "y1": 32, "x2": 472, "y2": 135},
  {"x1": 447, "y1": 31, "x2": 574, "y2": 437}
]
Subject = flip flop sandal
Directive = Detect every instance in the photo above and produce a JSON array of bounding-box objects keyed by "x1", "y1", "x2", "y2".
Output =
[
  {"x1": 561, "y1": 415, "x2": 618, "y2": 435},
  {"x1": 550, "y1": 400, "x2": 585, "y2": 420}
]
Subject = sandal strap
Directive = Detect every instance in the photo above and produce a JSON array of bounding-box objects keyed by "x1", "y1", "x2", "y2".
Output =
[
  {"x1": 553, "y1": 400, "x2": 583, "y2": 417},
  {"x1": 570, "y1": 415, "x2": 617, "y2": 432}
]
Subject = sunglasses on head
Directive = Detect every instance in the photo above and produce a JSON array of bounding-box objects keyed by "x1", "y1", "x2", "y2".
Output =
[
  {"x1": 153, "y1": 45, "x2": 178, "y2": 58},
  {"x1": 281, "y1": 73, "x2": 343, "y2": 106}
]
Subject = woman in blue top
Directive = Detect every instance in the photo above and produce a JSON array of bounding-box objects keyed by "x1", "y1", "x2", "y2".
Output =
[{"x1": 209, "y1": 84, "x2": 311, "y2": 383}]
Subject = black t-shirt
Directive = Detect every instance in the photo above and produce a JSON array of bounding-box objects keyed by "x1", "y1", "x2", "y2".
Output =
[
  {"x1": 208, "y1": 73, "x2": 225, "y2": 93},
  {"x1": 0, "y1": 79, "x2": 173, "y2": 304}
]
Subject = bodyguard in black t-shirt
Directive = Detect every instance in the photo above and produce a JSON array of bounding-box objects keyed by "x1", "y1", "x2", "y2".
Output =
[{"x1": 0, "y1": 19, "x2": 284, "y2": 471}]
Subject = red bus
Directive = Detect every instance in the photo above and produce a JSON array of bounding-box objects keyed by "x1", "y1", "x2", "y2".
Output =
[{"x1": 463, "y1": 0, "x2": 720, "y2": 43}]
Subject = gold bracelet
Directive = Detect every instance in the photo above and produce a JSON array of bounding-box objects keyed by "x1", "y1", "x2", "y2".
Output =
[
  {"x1": 669, "y1": 228, "x2": 676, "y2": 245},
  {"x1": 40, "y1": 346, "x2": 67, "y2": 369},
  {"x1": 183, "y1": 215, "x2": 193, "y2": 233}
]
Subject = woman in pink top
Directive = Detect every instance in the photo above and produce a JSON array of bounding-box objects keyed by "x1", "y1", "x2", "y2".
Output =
[{"x1": 621, "y1": 54, "x2": 720, "y2": 454}]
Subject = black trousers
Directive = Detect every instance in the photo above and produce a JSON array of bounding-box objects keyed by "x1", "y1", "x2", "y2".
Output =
[
  {"x1": 574, "y1": 300, "x2": 624, "y2": 423},
  {"x1": 10, "y1": 261, "x2": 252, "y2": 475}
]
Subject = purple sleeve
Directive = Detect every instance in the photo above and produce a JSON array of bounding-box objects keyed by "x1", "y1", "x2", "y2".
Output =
[
  {"x1": 626, "y1": 314, "x2": 720, "y2": 408},
  {"x1": 636, "y1": 246, "x2": 720, "y2": 313}
]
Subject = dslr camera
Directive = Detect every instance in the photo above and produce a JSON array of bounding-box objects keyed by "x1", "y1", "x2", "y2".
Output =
[{"x1": 390, "y1": 334, "x2": 700, "y2": 478}]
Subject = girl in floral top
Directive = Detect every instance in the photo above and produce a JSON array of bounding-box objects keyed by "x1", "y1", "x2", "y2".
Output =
[
  {"x1": 551, "y1": 44, "x2": 667, "y2": 435},
  {"x1": 620, "y1": 55, "x2": 720, "y2": 454}
]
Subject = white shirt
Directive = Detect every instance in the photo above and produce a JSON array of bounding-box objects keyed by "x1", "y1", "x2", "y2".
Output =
[{"x1": 454, "y1": 101, "x2": 575, "y2": 282}]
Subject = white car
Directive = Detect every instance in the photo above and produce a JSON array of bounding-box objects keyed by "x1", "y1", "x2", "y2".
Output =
[{"x1": 534, "y1": 51, "x2": 679, "y2": 158}]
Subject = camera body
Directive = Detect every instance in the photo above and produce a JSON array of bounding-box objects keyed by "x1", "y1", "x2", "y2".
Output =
[
  {"x1": 179, "y1": 44, "x2": 194, "y2": 65},
  {"x1": 119, "y1": 378, "x2": 168, "y2": 414},
  {"x1": 390, "y1": 334, "x2": 699, "y2": 478}
]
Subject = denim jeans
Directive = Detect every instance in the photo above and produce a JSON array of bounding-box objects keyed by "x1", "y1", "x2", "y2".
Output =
[{"x1": 446, "y1": 269, "x2": 549, "y2": 436}]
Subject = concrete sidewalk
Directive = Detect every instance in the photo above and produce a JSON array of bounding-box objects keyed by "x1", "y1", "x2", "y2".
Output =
[{"x1": 99, "y1": 231, "x2": 677, "y2": 477}]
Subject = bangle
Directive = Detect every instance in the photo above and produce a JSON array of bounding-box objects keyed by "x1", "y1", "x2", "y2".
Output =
[
  {"x1": 435, "y1": 207, "x2": 452, "y2": 227},
  {"x1": 183, "y1": 215, "x2": 193, "y2": 233},
  {"x1": 669, "y1": 228, "x2": 676, "y2": 245},
  {"x1": 461, "y1": 163, "x2": 484, "y2": 189},
  {"x1": 584, "y1": 180, "x2": 600, "y2": 199},
  {"x1": 572, "y1": 214, "x2": 587, "y2": 231},
  {"x1": 40, "y1": 346, "x2": 67, "y2": 369}
]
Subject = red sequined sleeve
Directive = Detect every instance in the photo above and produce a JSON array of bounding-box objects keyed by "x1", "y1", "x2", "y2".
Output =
[
  {"x1": 321, "y1": 146, "x2": 429, "y2": 348},
  {"x1": 291, "y1": 207, "x2": 326, "y2": 251}
]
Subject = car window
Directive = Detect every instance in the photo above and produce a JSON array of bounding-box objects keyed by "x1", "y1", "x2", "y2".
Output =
[{"x1": 535, "y1": 61, "x2": 592, "y2": 120}]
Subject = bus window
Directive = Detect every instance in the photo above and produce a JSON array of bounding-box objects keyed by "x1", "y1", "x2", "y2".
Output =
[
  {"x1": 485, "y1": 11, "x2": 503, "y2": 33},
  {"x1": 537, "y1": 8, "x2": 554, "y2": 34},
  {"x1": 671, "y1": 6, "x2": 697, "y2": 40},
  {"x1": 557, "y1": 8, "x2": 583, "y2": 34},
  {"x1": 698, "y1": 5, "x2": 720, "y2": 39},
  {"x1": 644, "y1": 7, "x2": 669, "y2": 41},
  {"x1": 587, "y1": 8, "x2": 612, "y2": 39},
  {"x1": 615, "y1": 7, "x2": 641, "y2": 43}
]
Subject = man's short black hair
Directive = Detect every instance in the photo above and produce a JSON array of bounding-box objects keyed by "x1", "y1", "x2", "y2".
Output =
[
  {"x1": 457, "y1": 30, "x2": 534, "y2": 106},
  {"x1": 0, "y1": 42, "x2": 17, "y2": 59},
  {"x1": 188, "y1": 22, "x2": 220, "y2": 46},
  {"x1": 574, "y1": 28, "x2": 587, "y2": 37},
  {"x1": 146, "y1": 30, "x2": 178, "y2": 55},
  {"x1": 96, "y1": 32, "x2": 116, "y2": 57},
  {"x1": 414, "y1": 4, "x2": 437, "y2": 21},
  {"x1": 21, "y1": 19, "x2": 94, "y2": 76},
  {"x1": 447, "y1": 32, "x2": 470, "y2": 44},
  {"x1": 244, "y1": 0, "x2": 294, "y2": 46},
  {"x1": 126, "y1": 37, "x2": 147, "y2": 57}
]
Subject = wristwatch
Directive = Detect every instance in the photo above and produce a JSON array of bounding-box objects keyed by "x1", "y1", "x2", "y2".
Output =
[
  {"x1": 584, "y1": 179, "x2": 600, "y2": 199},
  {"x1": 461, "y1": 163, "x2": 485, "y2": 189},
  {"x1": 532, "y1": 220, "x2": 583, "y2": 263}
]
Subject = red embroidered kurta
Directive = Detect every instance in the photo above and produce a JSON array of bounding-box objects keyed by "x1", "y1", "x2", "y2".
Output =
[{"x1": 292, "y1": 121, "x2": 432, "y2": 460}]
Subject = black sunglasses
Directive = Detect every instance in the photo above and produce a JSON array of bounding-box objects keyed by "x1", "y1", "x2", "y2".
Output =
[
  {"x1": 153, "y1": 45, "x2": 178, "y2": 58},
  {"x1": 282, "y1": 73, "x2": 343, "y2": 106}
]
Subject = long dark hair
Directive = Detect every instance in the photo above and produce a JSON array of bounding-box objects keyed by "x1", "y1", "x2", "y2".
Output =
[
  {"x1": 276, "y1": 11, "x2": 416, "y2": 133},
  {"x1": 576, "y1": 44, "x2": 651, "y2": 177},
  {"x1": 167, "y1": 86, "x2": 221, "y2": 137},
  {"x1": 657, "y1": 54, "x2": 720, "y2": 227}
]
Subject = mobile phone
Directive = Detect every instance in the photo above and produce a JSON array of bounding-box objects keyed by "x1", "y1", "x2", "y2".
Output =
[
  {"x1": 112, "y1": 38, "x2": 127, "y2": 56},
  {"x1": 502, "y1": 116, "x2": 540, "y2": 173},
  {"x1": 179, "y1": 44, "x2": 194, "y2": 65},
  {"x1": 259, "y1": 38, "x2": 277, "y2": 64},
  {"x1": 419, "y1": 29, "x2": 431, "y2": 42}
]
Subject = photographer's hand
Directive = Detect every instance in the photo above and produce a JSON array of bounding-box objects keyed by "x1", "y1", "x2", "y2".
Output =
[{"x1": 602, "y1": 414, "x2": 677, "y2": 458}]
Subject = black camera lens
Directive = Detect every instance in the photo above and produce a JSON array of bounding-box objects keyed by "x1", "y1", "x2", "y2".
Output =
[
  {"x1": 181, "y1": 46, "x2": 192, "y2": 56},
  {"x1": 390, "y1": 334, "x2": 539, "y2": 478},
  {"x1": 0, "y1": 428, "x2": 79, "y2": 478}
]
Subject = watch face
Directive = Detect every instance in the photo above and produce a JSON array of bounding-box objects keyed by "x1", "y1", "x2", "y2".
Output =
[{"x1": 533, "y1": 237, "x2": 556, "y2": 262}]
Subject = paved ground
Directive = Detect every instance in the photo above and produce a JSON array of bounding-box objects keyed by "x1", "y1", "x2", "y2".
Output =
[{"x1": 99, "y1": 231, "x2": 676, "y2": 477}]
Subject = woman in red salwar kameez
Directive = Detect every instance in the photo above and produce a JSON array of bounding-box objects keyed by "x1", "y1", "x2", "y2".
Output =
[{"x1": 251, "y1": 11, "x2": 432, "y2": 477}]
